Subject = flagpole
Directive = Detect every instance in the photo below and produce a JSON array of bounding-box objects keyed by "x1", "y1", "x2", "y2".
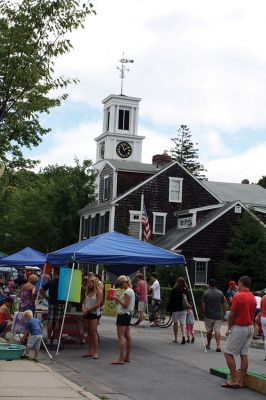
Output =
[{"x1": 139, "y1": 192, "x2": 144, "y2": 240}]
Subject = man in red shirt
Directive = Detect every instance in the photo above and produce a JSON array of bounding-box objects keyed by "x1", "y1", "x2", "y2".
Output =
[
  {"x1": 133, "y1": 273, "x2": 148, "y2": 326},
  {"x1": 222, "y1": 276, "x2": 256, "y2": 389}
]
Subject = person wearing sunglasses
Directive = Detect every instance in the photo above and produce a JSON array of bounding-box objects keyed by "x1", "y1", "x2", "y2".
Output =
[{"x1": 111, "y1": 275, "x2": 135, "y2": 365}]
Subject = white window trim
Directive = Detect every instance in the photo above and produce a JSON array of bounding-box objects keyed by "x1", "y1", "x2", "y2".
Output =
[
  {"x1": 129, "y1": 210, "x2": 142, "y2": 222},
  {"x1": 103, "y1": 175, "x2": 110, "y2": 201},
  {"x1": 235, "y1": 205, "x2": 242, "y2": 214},
  {"x1": 178, "y1": 212, "x2": 196, "y2": 229},
  {"x1": 152, "y1": 212, "x2": 167, "y2": 235},
  {"x1": 117, "y1": 107, "x2": 130, "y2": 132},
  {"x1": 169, "y1": 177, "x2": 183, "y2": 203},
  {"x1": 193, "y1": 257, "x2": 210, "y2": 286}
]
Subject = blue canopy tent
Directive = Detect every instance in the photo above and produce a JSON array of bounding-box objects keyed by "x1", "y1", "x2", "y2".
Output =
[
  {"x1": 47, "y1": 231, "x2": 185, "y2": 265},
  {"x1": 47, "y1": 231, "x2": 189, "y2": 353},
  {"x1": 0, "y1": 247, "x2": 46, "y2": 266}
]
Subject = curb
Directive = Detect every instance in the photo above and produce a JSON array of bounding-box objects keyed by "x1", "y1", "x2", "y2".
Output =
[{"x1": 39, "y1": 362, "x2": 100, "y2": 400}]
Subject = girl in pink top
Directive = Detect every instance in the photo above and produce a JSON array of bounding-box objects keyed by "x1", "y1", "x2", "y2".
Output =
[{"x1": 260, "y1": 295, "x2": 266, "y2": 360}]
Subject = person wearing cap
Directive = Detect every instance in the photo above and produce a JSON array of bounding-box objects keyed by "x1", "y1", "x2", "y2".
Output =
[
  {"x1": 201, "y1": 279, "x2": 226, "y2": 352},
  {"x1": 226, "y1": 281, "x2": 238, "y2": 307}
]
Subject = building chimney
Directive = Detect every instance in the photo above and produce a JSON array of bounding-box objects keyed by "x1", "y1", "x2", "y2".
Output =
[
  {"x1": 241, "y1": 179, "x2": 249, "y2": 184},
  {"x1": 152, "y1": 151, "x2": 172, "y2": 169}
]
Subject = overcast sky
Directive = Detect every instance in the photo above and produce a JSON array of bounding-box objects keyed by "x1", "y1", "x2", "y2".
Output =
[{"x1": 29, "y1": 0, "x2": 266, "y2": 183}]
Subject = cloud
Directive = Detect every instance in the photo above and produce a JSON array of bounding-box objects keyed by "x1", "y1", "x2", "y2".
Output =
[
  {"x1": 29, "y1": 0, "x2": 266, "y2": 183},
  {"x1": 206, "y1": 143, "x2": 266, "y2": 183},
  {"x1": 52, "y1": 1, "x2": 266, "y2": 132},
  {"x1": 34, "y1": 122, "x2": 99, "y2": 169}
]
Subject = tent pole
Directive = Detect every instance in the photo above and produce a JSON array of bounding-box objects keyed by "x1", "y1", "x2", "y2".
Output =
[
  {"x1": 184, "y1": 265, "x2": 207, "y2": 352},
  {"x1": 56, "y1": 261, "x2": 75, "y2": 355},
  {"x1": 143, "y1": 266, "x2": 150, "y2": 329},
  {"x1": 41, "y1": 338, "x2": 53, "y2": 358}
]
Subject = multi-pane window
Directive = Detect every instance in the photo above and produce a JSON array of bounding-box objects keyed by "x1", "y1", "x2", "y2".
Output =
[
  {"x1": 102, "y1": 176, "x2": 110, "y2": 201},
  {"x1": 194, "y1": 258, "x2": 209, "y2": 285},
  {"x1": 153, "y1": 212, "x2": 167, "y2": 234},
  {"x1": 169, "y1": 177, "x2": 183, "y2": 203},
  {"x1": 118, "y1": 109, "x2": 130, "y2": 130}
]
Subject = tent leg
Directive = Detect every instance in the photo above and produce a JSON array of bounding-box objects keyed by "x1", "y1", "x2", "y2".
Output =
[
  {"x1": 56, "y1": 262, "x2": 75, "y2": 355},
  {"x1": 41, "y1": 338, "x2": 53, "y2": 358},
  {"x1": 185, "y1": 265, "x2": 207, "y2": 352}
]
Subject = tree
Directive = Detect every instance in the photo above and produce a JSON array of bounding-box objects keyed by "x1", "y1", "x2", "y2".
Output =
[
  {"x1": 0, "y1": 159, "x2": 96, "y2": 253},
  {"x1": 170, "y1": 125, "x2": 207, "y2": 179},
  {"x1": 258, "y1": 176, "x2": 266, "y2": 189},
  {"x1": 218, "y1": 212, "x2": 266, "y2": 290},
  {"x1": 0, "y1": 0, "x2": 95, "y2": 169}
]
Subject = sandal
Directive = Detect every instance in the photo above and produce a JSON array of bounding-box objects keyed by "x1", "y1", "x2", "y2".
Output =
[
  {"x1": 221, "y1": 383, "x2": 240, "y2": 389},
  {"x1": 111, "y1": 360, "x2": 124, "y2": 365}
]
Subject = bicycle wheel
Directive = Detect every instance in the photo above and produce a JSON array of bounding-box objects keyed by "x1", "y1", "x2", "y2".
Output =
[
  {"x1": 130, "y1": 309, "x2": 140, "y2": 326},
  {"x1": 154, "y1": 311, "x2": 173, "y2": 328}
]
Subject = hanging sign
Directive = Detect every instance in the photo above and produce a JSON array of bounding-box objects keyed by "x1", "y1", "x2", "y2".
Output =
[{"x1": 58, "y1": 268, "x2": 82, "y2": 303}]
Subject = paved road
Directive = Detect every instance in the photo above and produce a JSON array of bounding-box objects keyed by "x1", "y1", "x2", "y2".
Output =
[{"x1": 40, "y1": 316, "x2": 266, "y2": 400}]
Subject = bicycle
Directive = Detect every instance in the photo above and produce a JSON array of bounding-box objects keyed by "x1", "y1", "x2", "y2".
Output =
[{"x1": 130, "y1": 300, "x2": 172, "y2": 328}]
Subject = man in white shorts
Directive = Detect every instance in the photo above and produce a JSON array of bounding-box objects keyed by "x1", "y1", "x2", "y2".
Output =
[{"x1": 222, "y1": 276, "x2": 256, "y2": 389}]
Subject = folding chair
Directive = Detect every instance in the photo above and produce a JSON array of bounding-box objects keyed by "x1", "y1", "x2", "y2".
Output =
[
  {"x1": 58, "y1": 315, "x2": 83, "y2": 349},
  {"x1": 11, "y1": 312, "x2": 27, "y2": 344}
]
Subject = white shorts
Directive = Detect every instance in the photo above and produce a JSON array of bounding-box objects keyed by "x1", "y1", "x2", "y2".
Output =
[
  {"x1": 27, "y1": 335, "x2": 42, "y2": 350},
  {"x1": 225, "y1": 325, "x2": 253, "y2": 356},
  {"x1": 172, "y1": 310, "x2": 187, "y2": 324},
  {"x1": 138, "y1": 301, "x2": 146, "y2": 312}
]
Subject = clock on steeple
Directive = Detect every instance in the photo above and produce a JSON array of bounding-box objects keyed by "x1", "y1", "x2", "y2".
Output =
[{"x1": 94, "y1": 94, "x2": 145, "y2": 169}]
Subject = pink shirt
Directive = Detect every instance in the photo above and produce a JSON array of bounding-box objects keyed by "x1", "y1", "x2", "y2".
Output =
[
  {"x1": 136, "y1": 280, "x2": 148, "y2": 302},
  {"x1": 261, "y1": 295, "x2": 266, "y2": 318}
]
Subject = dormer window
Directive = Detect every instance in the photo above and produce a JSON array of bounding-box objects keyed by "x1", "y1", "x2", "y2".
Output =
[
  {"x1": 177, "y1": 213, "x2": 196, "y2": 229},
  {"x1": 118, "y1": 108, "x2": 130, "y2": 130}
]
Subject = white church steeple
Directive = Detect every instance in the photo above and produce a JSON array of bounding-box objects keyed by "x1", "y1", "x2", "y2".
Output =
[
  {"x1": 93, "y1": 55, "x2": 145, "y2": 170},
  {"x1": 93, "y1": 94, "x2": 145, "y2": 169}
]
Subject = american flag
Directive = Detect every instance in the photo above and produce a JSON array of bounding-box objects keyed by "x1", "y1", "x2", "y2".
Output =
[{"x1": 142, "y1": 204, "x2": 151, "y2": 242}]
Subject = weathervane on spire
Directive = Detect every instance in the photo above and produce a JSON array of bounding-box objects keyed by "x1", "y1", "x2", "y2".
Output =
[{"x1": 117, "y1": 52, "x2": 134, "y2": 95}]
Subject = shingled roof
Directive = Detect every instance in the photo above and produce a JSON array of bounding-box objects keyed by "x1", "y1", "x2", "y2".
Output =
[{"x1": 202, "y1": 181, "x2": 266, "y2": 207}]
